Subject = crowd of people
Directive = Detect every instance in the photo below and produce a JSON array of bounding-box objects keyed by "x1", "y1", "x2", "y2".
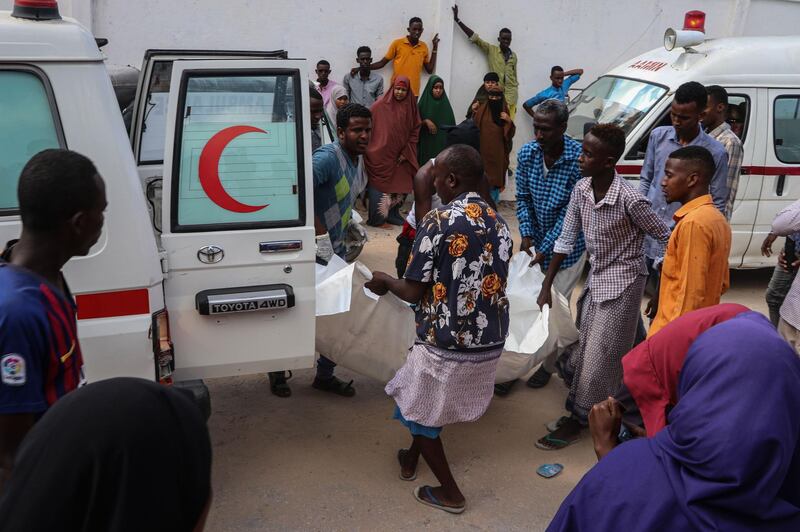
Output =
[{"x1": 2, "y1": 6, "x2": 800, "y2": 531}]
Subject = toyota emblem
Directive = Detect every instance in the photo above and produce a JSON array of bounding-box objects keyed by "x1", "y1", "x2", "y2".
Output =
[{"x1": 197, "y1": 245, "x2": 224, "y2": 264}]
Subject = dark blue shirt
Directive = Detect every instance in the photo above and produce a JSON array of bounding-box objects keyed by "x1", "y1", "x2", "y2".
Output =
[
  {"x1": 404, "y1": 192, "x2": 512, "y2": 351},
  {"x1": 0, "y1": 263, "x2": 84, "y2": 414}
]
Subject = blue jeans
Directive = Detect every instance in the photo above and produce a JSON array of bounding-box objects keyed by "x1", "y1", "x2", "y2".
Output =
[{"x1": 316, "y1": 355, "x2": 336, "y2": 380}]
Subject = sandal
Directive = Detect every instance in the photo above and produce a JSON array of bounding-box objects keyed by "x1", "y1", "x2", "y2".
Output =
[
  {"x1": 494, "y1": 379, "x2": 517, "y2": 397},
  {"x1": 268, "y1": 371, "x2": 293, "y2": 398},
  {"x1": 413, "y1": 486, "x2": 465, "y2": 514},
  {"x1": 536, "y1": 418, "x2": 582, "y2": 450},
  {"x1": 397, "y1": 449, "x2": 417, "y2": 481},
  {"x1": 535, "y1": 433, "x2": 580, "y2": 451},
  {"x1": 312, "y1": 376, "x2": 356, "y2": 397},
  {"x1": 545, "y1": 416, "x2": 571, "y2": 433},
  {"x1": 526, "y1": 366, "x2": 552, "y2": 388}
]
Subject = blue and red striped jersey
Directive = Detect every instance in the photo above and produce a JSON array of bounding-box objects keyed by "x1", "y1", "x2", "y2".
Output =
[{"x1": 0, "y1": 263, "x2": 85, "y2": 415}]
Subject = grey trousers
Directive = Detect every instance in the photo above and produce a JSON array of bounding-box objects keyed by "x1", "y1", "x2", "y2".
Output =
[{"x1": 766, "y1": 265, "x2": 797, "y2": 326}]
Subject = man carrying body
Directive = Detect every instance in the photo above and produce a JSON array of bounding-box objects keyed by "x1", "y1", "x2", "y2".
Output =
[
  {"x1": 0, "y1": 149, "x2": 107, "y2": 491},
  {"x1": 343, "y1": 46, "x2": 384, "y2": 108},
  {"x1": 268, "y1": 104, "x2": 372, "y2": 397},
  {"x1": 452, "y1": 4, "x2": 518, "y2": 119},
  {"x1": 522, "y1": 66, "x2": 583, "y2": 118},
  {"x1": 536, "y1": 124, "x2": 671, "y2": 449},
  {"x1": 367, "y1": 144, "x2": 512, "y2": 514},
  {"x1": 704, "y1": 85, "x2": 743, "y2": 220},
  {"x1": 647, "y1": 147, "x2": 732, "y2": 336},
  {"x1": 507, "y1": 99, "x2": 586, "y2": 394},
  {"x1": 364, "y1": 17, "x2": 439, "y2": 97},
  {"x1": 315, "y1": 60, "x2": 340, "y2": 107}
]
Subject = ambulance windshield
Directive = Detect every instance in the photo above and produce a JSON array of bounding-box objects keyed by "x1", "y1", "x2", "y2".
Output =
[{"x1": 566, "y1": 76, "x2": 667, "y2": 139}]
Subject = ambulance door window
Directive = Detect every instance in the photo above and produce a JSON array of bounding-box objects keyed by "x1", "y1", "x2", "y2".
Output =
[
  {"x1": 0, "y1": 68, "x2": 64, "y2": 213},
  {"x1": 774, "y1": 96, "x2": 800, "y2": 163},
  {"x1": 727, "y1": 95, "x2": 750, "y2": 142},
  {"x1": 625, "y1": 108, "x2": 671, "y2": 160},
  {"x1": 170, "y1": 71, "x2": 304, "y2": 231},
  {"x1": 138, "y1": 60, "x2": 174, "y2": 164}
]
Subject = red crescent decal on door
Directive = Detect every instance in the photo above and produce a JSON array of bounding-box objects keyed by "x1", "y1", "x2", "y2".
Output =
[{"x1": 198, "y1": 125, "x2": 270, "y2": 213}]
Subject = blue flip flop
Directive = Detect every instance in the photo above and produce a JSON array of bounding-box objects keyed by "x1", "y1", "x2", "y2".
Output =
[{"x1": 413, "y1": 486, "x2": 466, "y2": 514}]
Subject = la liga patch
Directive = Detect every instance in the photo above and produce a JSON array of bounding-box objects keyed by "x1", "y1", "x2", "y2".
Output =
[{"x1": 1, "y1": 354, "x2": 26, "y2": 386}]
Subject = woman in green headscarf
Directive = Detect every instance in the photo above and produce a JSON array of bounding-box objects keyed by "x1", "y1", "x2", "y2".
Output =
[{"x1": 417, "y1": 75, "x2": 456, "y2": 165}]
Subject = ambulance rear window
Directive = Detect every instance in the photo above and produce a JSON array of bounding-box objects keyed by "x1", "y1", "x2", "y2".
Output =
[
  {"x1": 774, "y1": 96, "x2": 800, "y2": 164},
  {"x1": 169, "y1": 71, "x2": 304, "y2": 231},
  {"x1": 0, "y1": 69, "x2": 64, "y2": 213}
]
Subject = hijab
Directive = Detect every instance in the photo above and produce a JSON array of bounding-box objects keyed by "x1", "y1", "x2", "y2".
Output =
[
  {"x1": 622, "y1": 303, "x2": 750, "y2": 437},
  {"x1": 365, "y1": 76, "x2": 421, "y2": 194},
  {"x1": 324, "y1": 84, "x2": 348, "y2": 130},
  {"x1": 417, "y1": 75, "x2": 455, "y2": 165},
  {"x1": 548, "y1": 311, "x2": 800, "y2": 531},
  {"x1": 0, "y1": 378, "x2": 212, "y2": 532}
]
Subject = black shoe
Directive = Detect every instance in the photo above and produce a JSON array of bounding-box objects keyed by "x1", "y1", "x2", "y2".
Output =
[
  {"x1": 386, "y1": 214, "x2": 405, "y2": 226},
  {"x1": 526, "y1": 366, "x2": 552, "y2": 388},
  {"x1": 312, "y1": 376, "x2": 356, "y2": 397},
  {"x1": 268, "y1": 370, "x2": 293, "y2": 398},
  {"x1": 494, "y1": 379, "x2": 517, "y2": 396}
]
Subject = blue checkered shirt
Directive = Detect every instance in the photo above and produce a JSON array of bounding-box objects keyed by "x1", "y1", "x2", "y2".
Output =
[{"x1": 515, "y1": 136, "x2": 585, "y2": 270}]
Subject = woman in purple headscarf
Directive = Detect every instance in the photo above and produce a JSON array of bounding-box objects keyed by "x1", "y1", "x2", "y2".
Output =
[{"x1": 548, "y1": 311, "x2": 800, "y2": 531}]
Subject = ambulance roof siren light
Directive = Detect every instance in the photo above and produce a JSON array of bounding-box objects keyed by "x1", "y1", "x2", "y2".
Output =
[
  {"x1": 11, "y1": 0, "x2": 61, "y2": 21},
  {"x1": 664, "y1": 10, "x2": 706, "y2": 52}
]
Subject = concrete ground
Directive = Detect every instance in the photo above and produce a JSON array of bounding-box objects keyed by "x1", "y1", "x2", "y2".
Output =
[{"x1": 204, "y1": 204, "x2": 772, "y2": 532}]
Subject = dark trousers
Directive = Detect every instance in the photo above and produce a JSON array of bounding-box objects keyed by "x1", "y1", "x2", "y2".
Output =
[{"x1": 395, "y1": 232, "x2": 414, "y2": 278}]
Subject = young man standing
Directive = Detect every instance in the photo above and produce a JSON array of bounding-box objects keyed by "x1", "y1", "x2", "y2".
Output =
[
  {"x1": 510, "y1": 99, "x2": 585, "y2": 393},
  {"x1": 367, "y1": 17, "x2": 439, "y2": 97},
  {"x1": 343, "y1": 46, "x2": 384, "y2": 108},
  {"x1": 766, "y1": 197, "x2": 800, "y2": 352},
  {"x1": 704, "y1": 85, "x2": 743, "y2": 220},
  {"x1": 536, "y1": 124, "x2": 671, "y2": 450},
  {"x1": 522, "y1": 66, "x2": 583, "y2": 118},
  {"x1": 268, "y1": 104, "x2": 372, "y2": 397},
  {"x1": 366, "y1": 144, "x2": 512, "y2": 514},
  {"x1": 0, "y1": 149, "x2": 106, "y2": 491},
  {"x1": 647, "y1": 146, "x2": 731, "y2": 337},
  {"x1": 636, "y1": 81, "x2": 729, "y2": 339},
  {"x1": 315, "y1": 60, "x2": 340, "y2": 107},
  {"x1": 452, "y1": 4, "x2": 518, "y2": 119}
]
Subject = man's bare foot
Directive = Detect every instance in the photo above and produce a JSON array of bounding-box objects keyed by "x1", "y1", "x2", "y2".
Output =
[{"x1": 417, "y1": 484, "x2": 465, "y2": 509}]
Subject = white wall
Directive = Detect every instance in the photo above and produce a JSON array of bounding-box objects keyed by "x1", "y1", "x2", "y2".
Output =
[{"x1": 3, "y1": 0, "x2": 800, "y2": 197}]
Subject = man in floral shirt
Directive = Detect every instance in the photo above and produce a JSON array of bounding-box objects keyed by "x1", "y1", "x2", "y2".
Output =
[{"x1": 366, "y1": 144, "x2": 512, "y2": 514}]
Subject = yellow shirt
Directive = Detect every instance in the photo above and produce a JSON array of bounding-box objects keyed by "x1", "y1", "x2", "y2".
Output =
[
  {"x1": 384, "y1": 37, "x2": 429, "y2": 96},
  {"x1": 649, "y1": 195, "x2": 731, "y2": 337}
]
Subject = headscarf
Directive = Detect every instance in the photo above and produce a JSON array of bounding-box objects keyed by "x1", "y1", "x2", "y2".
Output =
[
  {"x1": 0, "y1": 378, "x2": 212, "y2": 532},
  {"x1": 548, "y1": 311, "x2": 800, "y2": 532},
  {"x1": 417, "y1": 75, "x2": 455, "y2": 165},
  {"x1": 465, "y1": 73, "x2": 501, "y2": 118},
  {"x1": 324, "y1": 84, "x2": 348, "y2": 130},
  {"x1": 365, "y1": 76, "x2": 421, "y2": 194},
  {"x1": 622, "y1": 303, "x2": 750, "y2": 437},
  {"x1": 486, "y1": 89, "x2": 505, "y2": 126}
]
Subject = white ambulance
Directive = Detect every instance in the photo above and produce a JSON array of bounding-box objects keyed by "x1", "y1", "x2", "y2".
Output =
[
  {"x1": 0, "y1": 1, "x2": 317, "y2": 392},
  {"x1": 566, "y1": 11, "x2": 800, "y2": 268}
]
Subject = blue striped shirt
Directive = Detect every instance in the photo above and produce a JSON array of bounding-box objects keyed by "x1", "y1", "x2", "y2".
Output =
[{"x1": 515, "y1": 136, "x2": 586, "y2": 270}]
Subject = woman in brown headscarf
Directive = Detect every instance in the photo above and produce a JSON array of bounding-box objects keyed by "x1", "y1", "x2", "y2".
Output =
[
  {"x1": 473, "y1": 89, "x2": 515, "y2": 203},
  {"x1": 365, "y1": 76, "x2": 421, "y2": 226}
]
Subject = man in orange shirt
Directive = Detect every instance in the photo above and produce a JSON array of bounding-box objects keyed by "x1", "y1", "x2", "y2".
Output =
[
  {"x1": 366, "y1": 17, "x2": 439, "y2": 97},
  {"x1": 647, "y1": 146, "x2": 731, "y2": 337}
]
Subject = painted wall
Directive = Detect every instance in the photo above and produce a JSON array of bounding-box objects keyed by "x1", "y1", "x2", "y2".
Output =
[{"x1": 3, "y1": 0, "x2": 800, "y2": 197}]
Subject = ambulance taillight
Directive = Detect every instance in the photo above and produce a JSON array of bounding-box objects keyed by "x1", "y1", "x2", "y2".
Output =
[
  {"x1": 11, "y1": 0, "x2": 61, "y2": 20},
  {"x1": 151, "y1": 310, "x2": 175, "y2": 385}
]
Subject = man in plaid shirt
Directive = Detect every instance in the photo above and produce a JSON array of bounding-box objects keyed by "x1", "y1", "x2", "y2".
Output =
[
  {"x1": 505, "y1": 99, "x2": 585, "y2": 394},
  {"x1": 704, "y1": 85, "x2": 743, "y2": 220},
  {"x1": 536, "y1": 124, "x2": 671, "y2": 450}
]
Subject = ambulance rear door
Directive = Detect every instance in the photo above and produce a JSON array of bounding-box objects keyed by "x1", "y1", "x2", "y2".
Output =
[{"x1": 159, "y1": 59, "x2": 315, "y2": 380}]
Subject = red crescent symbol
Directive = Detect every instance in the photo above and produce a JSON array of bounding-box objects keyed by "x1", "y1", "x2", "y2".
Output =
[{"x1": 198, "y1": 125, "x2": 270, "y2": 213}]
